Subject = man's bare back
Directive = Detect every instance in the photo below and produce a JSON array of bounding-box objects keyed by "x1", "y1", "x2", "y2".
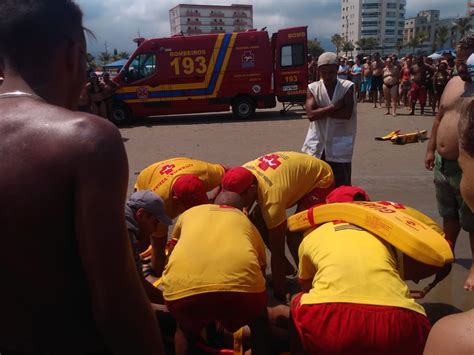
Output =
[
  {"x1": 0, "y1": 99, "x2": 123, "y2": 351},
  {"x1": 436, "y1": 77, "x2": 472, "y2": 159},
  {"x1": 0, "y1": 1, "x2": 164, "y2": 353}
]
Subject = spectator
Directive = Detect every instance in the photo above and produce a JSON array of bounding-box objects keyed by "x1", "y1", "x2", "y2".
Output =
[
  {"x1": 86, "y1": 72, "x2": 107, "y2": 118},
  {"x1": 361, "y1": 56, "x2": 372, "y2": 102},
  {"x1": 400, "y1": 55, "x2": 413, "y2": 109},
  {"x1": 351, "y1": 57, "x2": 363, "y2": 101},
  {"x1": 303, "y1": 52, "x2": 356, "y2": 187},
  {"x1": 409, "y1": 56, "x2": 431, "y2": 115},
  {"x1": 337, "y1": 57, "x2": 349, "y2": 80},
  {"x1": 433, "y1": 61, "x2": 450, "y2": 115},
  {"x1": 371, "y1": 52, "x2": 384, "y2": 108},
  {"x1": 383, "y1": 57, "x2": 400, "y2": 116},
  {"x1": 0, "y1": 1, "x2": 164, "y2": 353},
  {"x1": 102, "y1": 71, "x2": 119, "y2": 119}
]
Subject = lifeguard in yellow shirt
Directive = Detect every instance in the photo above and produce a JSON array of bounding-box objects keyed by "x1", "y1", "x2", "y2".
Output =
[
  {"x1": 135, "y1": 157, "x2": 226, "y2": 275},
  {"x1": 162, "y1": 190, "x2": 269, "y2": 354},
  {"x1": 218, "y1": 152, "x2": 334, "y2": 301},
  {"x1": 290, "y1": 186, "x2": 434, "y2": 354}
]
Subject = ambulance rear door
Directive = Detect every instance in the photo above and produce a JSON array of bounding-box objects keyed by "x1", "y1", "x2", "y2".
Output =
[{"x1": 272, "y1": 26, "x2": 308, "y2": 104}]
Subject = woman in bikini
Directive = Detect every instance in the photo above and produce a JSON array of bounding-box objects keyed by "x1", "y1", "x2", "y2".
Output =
[
  {"x1": 383, "y1": 57, "x2": 400, "y2": 117},
  {"x1": 86, "y1": 73, "x2": 107, "y2": 118}
]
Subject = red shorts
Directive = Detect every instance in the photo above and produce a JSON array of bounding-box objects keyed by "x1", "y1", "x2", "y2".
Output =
[
  {"x1": 410, "y1": 83, "x2": 427, "y2": 106},
  {"x1": 291, "y1": 293, "x2": 431, "y2": 355},
  {"x1": 166, "y1": 291, "x2": 267, "y2": 335},
  {"x1": 297, "y1": 186, "x2": 334, "y2": 211}
]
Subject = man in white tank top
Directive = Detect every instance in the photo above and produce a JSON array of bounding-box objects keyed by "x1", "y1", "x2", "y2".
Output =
[{"x1": 302, "y1": 52, "x2": 357, "y2": 186}]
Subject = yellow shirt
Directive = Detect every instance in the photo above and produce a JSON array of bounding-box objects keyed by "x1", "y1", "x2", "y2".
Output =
[
  {"x1": 135, "y1": 157, "x2": 225, "y2": 219},
  {"x1": 298, "y1": 221, "x2": 426, "y2": 315},
  {"x1": 162, "y1": 204, "x2": 267, "y2": 301},
  {"x1": 243, "y1": 151, "x2": 333, "y2": 229}
]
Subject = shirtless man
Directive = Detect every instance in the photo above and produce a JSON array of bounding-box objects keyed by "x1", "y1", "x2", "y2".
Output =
[
  {"x1": 371, "y1": 52, "x2": 384, "y2": 108},
  {"x1": 425, "y1": 35, "x2": 474, "y2": 291},
  {"x1": 423, "y1": 56, "x2": 474, "y2": 355},
  {"x1": 0, "y1": 1, "x2": 163, "y2": 353},
  {"x1": 361, "y1": 57, "x2": 372, "y2": 102},
  {"x1": 102, "y1": 72, "x2": 119, "y2": 119},
  {"x1": 409, "y1": 56, "x2": 432, "y2": 115}
]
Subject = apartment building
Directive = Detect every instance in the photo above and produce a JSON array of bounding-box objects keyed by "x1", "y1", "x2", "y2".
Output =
[
  {"x1": 341, "y1": 0, "x2": 406, "y2": 55},
  {"x1": 169, "y1": 4, "x2": 253, "y2": 36}
]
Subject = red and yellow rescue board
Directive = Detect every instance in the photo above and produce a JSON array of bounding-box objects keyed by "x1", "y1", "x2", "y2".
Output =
[{"x1": 288, "y1": 201, "x2": 453, "y2": 267}]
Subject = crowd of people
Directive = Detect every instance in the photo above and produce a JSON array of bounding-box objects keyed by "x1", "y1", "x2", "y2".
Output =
[
  {"x1": 308, "y1": 49, "x2": 457, "y2": 117},
  {"x1": 1, "y1": 1, "x2": 474, "y2": 354}
]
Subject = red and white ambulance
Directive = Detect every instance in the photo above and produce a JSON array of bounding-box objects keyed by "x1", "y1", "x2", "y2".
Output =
[{"x1": 111, "y1": 26, "x2": 308, "y2": 124}]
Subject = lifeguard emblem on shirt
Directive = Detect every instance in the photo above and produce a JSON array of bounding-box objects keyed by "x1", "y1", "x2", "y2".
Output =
[
  {"x1": 160, "y1": 164, "x2": 175, "y2": 175},
  {"x1": 136, "y1": 87, "x2": 149, "y2": 99},
  {"x1": 258, "y1": 154, "x2": 282, "y2": 171}
]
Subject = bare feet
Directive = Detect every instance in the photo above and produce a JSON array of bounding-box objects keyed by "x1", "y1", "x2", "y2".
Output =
[
  {"x1": 463, "y1": 266, "x2": 474, "y2": 291},
  {"x1": 384, "y1": 111, "x2": 390, "y2": 115},
  {"x1": 409, "y1": 111, "x2": 415, "y2": 116},
  {"x1": 392, "y1": 113, "x2": 397, "y2": 117}
]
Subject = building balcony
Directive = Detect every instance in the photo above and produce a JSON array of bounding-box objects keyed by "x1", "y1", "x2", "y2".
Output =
[
  {"x1": 186, "y1": 20, "x2": 202, "y2": 25},
  {"x1": 234, "y1": 19, "x2": 248, "y2": 26},
  {"x1": 233, "y1": 12, "x2": 248, "y2": 18},
  {"x1": 186, "y1": 28, "x2": 203, "y2": 34},
  {"x1": 210, "y1": 11, "x2": 224, "y2": 17},
  {"x1": 185, "y1": 10, "x2": 201, "y2": 17},
  {"x1": 210, "y1": 28, "x2": 226, "y2": 33},
  {"x1": 210, "y1": 20, "x2": 225, "y2": 26}
]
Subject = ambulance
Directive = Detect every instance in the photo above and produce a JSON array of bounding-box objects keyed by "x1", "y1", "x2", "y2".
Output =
[{"x1": 110, "y1": 26, "x2": 308, "y2": 124}]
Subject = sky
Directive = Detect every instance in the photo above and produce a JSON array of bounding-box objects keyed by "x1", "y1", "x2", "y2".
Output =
[{"x1": 77, "y1": 0, "x2": 467, "y2": 56}]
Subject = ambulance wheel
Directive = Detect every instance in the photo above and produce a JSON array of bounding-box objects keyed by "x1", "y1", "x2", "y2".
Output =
[
  {"x1": 232, "y1": 96, "x2": 255, "y2": 119},
  {"x1": 110, "y1": 102, "x2": 132, "y2": 126}
]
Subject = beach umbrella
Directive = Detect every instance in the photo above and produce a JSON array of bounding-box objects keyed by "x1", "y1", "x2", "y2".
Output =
[{"x1": 428, "y1": 53, "x2": 442, "y2": 60}]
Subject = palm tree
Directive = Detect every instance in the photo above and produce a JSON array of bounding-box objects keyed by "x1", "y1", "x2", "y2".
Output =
[
  {"x1": 98, "y1": 52, "x2": 111, "y2": 65},
  {"x1": 452, "y1": 17, "x2": 472, "y2": 39},
  {"x1": 355, "y1": 37, "x2": 378, "y2": 53},
  {"x1": 434, "y1": 26, "x2": 449, "y2": 52},
  {"x1": 331, "y1": 34, "x2": 344, "y2": 56},
  {"x1": 86, "y1": 53, "x2": 97, "y2": 70},
  {"x1": 405, "y1": 37, "x2": 420, "y2": 54},
  {"x1": 342, "y1": 41, "x2": 354, "y2": 57},
  {"x1": 416, "y1": 31, "x2": 429, "y2": 54}
]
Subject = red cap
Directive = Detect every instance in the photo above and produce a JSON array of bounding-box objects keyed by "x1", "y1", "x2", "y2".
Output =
[
  {"x1": 221, "y1": 167, "x2": 255, "y2": 194},
  {"x1": 172, "y1": 175, "x2": 208, "y2": 209},
  {"x1": 326, "y1": 186, "x2": 370, "y2": 203}
]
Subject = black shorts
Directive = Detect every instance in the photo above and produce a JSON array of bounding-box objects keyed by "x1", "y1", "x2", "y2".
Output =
[{"x1": 371, "y1": 75, "x2": 383, "y2": 92}]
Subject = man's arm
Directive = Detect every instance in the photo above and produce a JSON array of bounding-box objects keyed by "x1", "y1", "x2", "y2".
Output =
[
  {"x1": 425, "y1": 97, "x2": 445, "y2": 170},
  {"x1": 331, "y1": 86, "x2": 355, "y2": 120},
  {"x1": 268, "y1": 221, "x2": 288, "y2": 302},
  {"x1": 305, "y1": 88, "x2": 340, "y2": 122},
  {"x1": 151, "y1": 230, "x2": 168, "y2": 276},
  {"x1": 74, "y1": 117, "x2": 164, "y2": 354}
]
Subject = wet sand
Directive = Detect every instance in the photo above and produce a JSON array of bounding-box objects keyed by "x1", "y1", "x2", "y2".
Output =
[{"x1": 120, "y1": 101, "x2": 474, "y2": 319}]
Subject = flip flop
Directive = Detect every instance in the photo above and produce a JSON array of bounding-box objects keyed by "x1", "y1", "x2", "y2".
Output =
[{"x1": 375, "y1": 130, "x2": 401, "y2": 141}]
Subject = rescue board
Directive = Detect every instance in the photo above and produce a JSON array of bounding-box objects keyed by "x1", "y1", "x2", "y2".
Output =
[{"x1": 287, "y1": 201, "x2": 453, "y2": 267}]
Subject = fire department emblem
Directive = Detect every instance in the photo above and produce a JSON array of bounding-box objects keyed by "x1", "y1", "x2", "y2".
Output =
[
  {"x1": 241, "y1": 51, "x2": 255, "y2": 68},
  {"x1": 257, "y1": 154, "x2": 282, "y2": 171},
  {"x1": 136, "y1": 87, "x2": 149, "y2": 100},
  {"x1": 159, "y1": 164, "x2": 175, "y2": 175}
]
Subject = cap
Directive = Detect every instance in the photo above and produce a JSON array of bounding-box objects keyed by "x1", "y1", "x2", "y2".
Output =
[
  {"x1": 462, "y1": 53, "x2": 474, "y2": 97},
  {"x1": 221, "y1": 167, "x2": 255, "y2": 194},
  {"x1": 127, "y1": 190, "x2": 172, "y2": 225},
  {"x1": 326, "y1": 186, "x2": 370, "y2": 203},
  {"x1": 172, "y1": 175, "x2": 208, "y2": 208},
  {"x1": 318, "y1": 52, "x2": 338, "y2": 67}
]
